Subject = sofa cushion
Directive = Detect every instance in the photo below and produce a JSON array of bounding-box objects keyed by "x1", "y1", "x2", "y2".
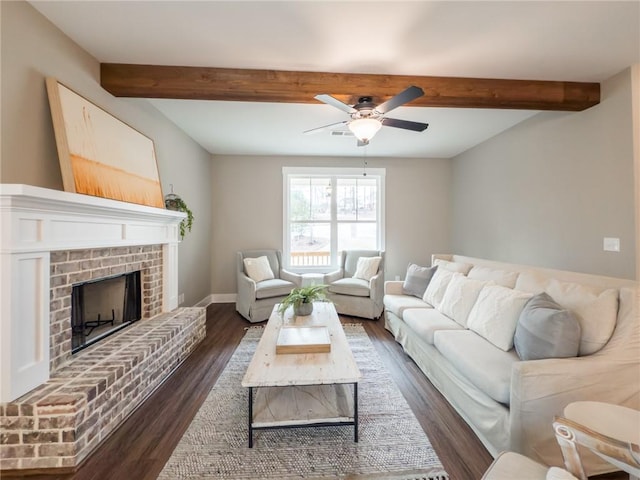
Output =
[
  {"x1": 353, "y1": 256, "x2": 382, "y2": 281},
  {"x1": 467, "y1": 285, "x2": 533, "y2": 351},
  {"x1": 433, "y1": 258, "x2": 473, "y2": 274},
  {"x1": 468, "y1": 265, "x2": 519, "y2": 288},
  {"x1": 244, "y1": 255, "x2": 275, "y2": 283},
  {"x1": 328, "y1": 277, "x2": 371, "y2": 297},
  {"x1": 403, "y1": 308, "x2": 465, "y2": 345},
  {"x1": 423, "y1": 269, "x2": 459, "y2": 307},
  {"x1": 438, "y1": 275, "x2": 489, "y2": 327},
  {"x1": 402, "y1": 264, "x2": 437, "y2": 298},
  {"x1": 546, "y1": 279, "x2": 618, "y2": 355},
  {"x1": 434, "y1": 329, "x2": 519, "y2": 405},
  {"x1": 255, "y1": 278, "x2": 295, "y2": 299},
  {"x1": 384, "y1": 294, "x2": 431, "y2": 317},
  {"x1": 514, "y1": 292, "x2": 581, "y2": 360},
  {"x1": 515, "y1": 271, "x2": 549, "y2": 294}
]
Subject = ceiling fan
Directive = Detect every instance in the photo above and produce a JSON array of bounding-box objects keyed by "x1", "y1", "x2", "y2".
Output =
[{"x1": 304, "y1": 85, "x2": 429, "y2": 146}]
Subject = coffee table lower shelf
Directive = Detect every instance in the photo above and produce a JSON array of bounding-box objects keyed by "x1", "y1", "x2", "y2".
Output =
[{"x1": 247, "y1": 383, "x2": 358, "y2": 448}]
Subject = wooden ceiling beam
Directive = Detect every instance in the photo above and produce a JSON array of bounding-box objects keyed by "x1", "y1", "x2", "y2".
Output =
[{"x1": 100, "y1": 63, "x2": 600, "y2": 111}]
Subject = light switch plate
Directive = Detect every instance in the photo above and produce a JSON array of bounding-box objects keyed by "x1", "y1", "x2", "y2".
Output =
[{"x1": 603, "y1": 237, "x2": 620, "y2": 252}]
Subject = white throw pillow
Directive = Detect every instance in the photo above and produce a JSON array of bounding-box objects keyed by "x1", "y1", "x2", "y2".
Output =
[
  {"x1": 467, "y1": 265, "x2": 519, "y2": 288},
  {"x1": 438, "y1": 276, "x2": 490, "y2": 327},
  {"x1": 467, "y1": 285, "x2": 533, "y2": 351},
  {"x1": 243, "y1": 256, "x2": 275, "y2": 283},
  {"x1": 353, "y1": 256, "x2": 381, "y2": 281},
  {"x1": 546, "y1": 279, "x2": 618, "y2": 355},
  {"x1": 423, "y1": 269, "x2": 458, "y2": 307},
  {"x1": 433, "y1": 258, "x2": 473, "y2": 275}
]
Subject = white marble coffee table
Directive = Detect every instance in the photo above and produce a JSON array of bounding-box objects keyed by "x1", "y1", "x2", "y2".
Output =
[{"x1": 241, "y1": 302, "x2": 362, "y2": 447}]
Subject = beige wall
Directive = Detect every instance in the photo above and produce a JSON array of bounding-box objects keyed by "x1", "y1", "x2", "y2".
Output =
[
  {"x1": 211, "y1": 155, "x2": 451, "y2": 294},
  {"x1": 1, "y1": 1, "x2": 213, "y2": 305},
  {"x1": 451, "y1": 68, "x2": 636, "y2": 279}
]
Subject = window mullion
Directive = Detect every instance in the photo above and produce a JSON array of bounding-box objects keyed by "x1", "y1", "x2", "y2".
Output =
[{"x1": 330, "y1": 176, "x2": 338, "y2": 268}]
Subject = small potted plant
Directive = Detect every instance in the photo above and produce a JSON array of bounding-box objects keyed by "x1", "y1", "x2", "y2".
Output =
[
  {"x1": 278, "y1": 284, "x2": 329, "y2": 317},
  {"x1": 164, "y1": 185, "x2": 194, "y2": 240}
]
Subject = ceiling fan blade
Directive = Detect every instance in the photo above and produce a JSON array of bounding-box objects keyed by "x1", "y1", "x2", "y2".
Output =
[
  {"x1": 381, "y1": 117, "x2": 429, "y2": 132},
  {"x1": 314, "y1": 94, "x2": 357, "y2": 114},
  {"x1": 375, "y1": 86, "x2": 424, "y2": 114},
  {"x1": 303, "y1": 120, "x2": 348, "y2": 135}
]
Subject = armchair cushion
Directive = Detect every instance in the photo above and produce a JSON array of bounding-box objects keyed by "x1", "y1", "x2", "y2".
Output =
[
  {"x1": 255, "y1": 278, "x2": 297, "y2": 299},
  {"x1": 328, "y1": 277, "x2": 371, "y2": 297},
  {"x1": 353, "y1": 256, "x2": 382, "y2": 281},
  {"x1": 243, "y1": 255, "x2": 275, "y2": 282}
]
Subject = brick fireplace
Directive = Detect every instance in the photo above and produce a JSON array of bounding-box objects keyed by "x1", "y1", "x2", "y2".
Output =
[
  {"x1": 49, "y1": 245, "x2": 163, "y2": 369},
  {"x1": 0, "y1": 185, "x2": 206, "y2": 471}
]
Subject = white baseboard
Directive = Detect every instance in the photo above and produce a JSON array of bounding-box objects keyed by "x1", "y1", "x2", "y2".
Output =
[
  {"x1": 190, "y1": 294, "x2": 236, "y2": 308},
  {"x1": 210, "y1": 293, "x2": 236, "y2": 304},
  {"x1": 193, "y1": 294, "x2": 214, "y2": 308}
]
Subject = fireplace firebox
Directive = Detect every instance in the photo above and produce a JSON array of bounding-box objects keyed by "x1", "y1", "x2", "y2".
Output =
[{"x1": 71, "y1": 271, "x2": 141, "y2": 353}]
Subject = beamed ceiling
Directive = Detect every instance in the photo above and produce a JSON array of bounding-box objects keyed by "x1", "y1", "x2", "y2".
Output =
[
  {"x1": 29, "y1": 1, "x2": 640, "y2": 158},
  {"x1": 100, "y1": 64, "x2": 600, "y2": 112}
]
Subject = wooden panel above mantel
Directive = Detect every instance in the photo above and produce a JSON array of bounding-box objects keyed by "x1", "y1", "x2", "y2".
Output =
[{"x1": 100, "y1": 63, "x2": 600, "y2": 112}]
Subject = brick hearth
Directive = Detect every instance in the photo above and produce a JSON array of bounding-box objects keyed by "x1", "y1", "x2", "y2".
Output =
[{"x1": 0, "y1": 307, "x2": 205, "y2": 470}]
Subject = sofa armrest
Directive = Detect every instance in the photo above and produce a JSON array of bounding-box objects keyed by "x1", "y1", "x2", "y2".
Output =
[
  {"x1": 280, "y1": 269, "x2": 302, "y2": 286},
  {"x1": 384, "y1": 280, "x2": 404, "y2": 295},
  {"x1": 509, "y1": 355, "x2": 640, "y2": 464}
]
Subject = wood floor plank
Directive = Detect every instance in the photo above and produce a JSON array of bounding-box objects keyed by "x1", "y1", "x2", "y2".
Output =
[{"x1": 2, "y1": 304, "x2": 624, "y2": 480}]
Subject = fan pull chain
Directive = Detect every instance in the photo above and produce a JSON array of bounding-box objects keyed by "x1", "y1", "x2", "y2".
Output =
[{"x1": 363, "y1": 145, "x2": 368, "y2": 177}]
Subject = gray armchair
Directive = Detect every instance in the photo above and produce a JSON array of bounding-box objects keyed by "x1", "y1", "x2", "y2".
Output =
[
  {"x1": 236, "y1": 249, "x2": 301, "y2": 323},
  {"x1": 323, "y1": 250, "x2": 385, "y2": 320}
]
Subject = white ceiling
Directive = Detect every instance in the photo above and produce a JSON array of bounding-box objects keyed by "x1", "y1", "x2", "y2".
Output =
[{"x1": 30, "y1": 1, "x2": 640, "y2": 159}]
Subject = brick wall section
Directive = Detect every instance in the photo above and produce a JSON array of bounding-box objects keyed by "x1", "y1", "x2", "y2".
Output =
[
  {"x1": 0, "y1": 307, "x2": 206, "y2": 471},
  {"x1": 49, "y1": 245, "x2": 164, "y2": 371}
]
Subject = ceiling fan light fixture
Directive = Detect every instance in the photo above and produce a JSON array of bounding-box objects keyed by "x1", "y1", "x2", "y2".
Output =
[{"x1": 348, "y1": 118, "x2": 382, "y2": 143}]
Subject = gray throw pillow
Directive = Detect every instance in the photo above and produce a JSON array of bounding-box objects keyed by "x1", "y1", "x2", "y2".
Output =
[
  {"x1": 402, "y1": 264, "x2": 437, "y2": 298},
  {"x1": 514, "y1": 292, "x2": 581, "y2": 360}
]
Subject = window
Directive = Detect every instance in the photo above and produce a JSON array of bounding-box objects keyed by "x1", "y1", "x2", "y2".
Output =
[{"x1": 283, "y1": 167, "x2": 385, "y2": 271}]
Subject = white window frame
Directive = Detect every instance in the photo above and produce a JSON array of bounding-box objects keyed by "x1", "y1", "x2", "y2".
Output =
[{"x1": 283, "y1": 166, "x2": 386, "y2": 272}]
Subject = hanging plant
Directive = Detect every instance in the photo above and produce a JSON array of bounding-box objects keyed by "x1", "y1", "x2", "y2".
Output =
[{"x1": 164, "y1": 185, "x2": 194, "y2": 240}]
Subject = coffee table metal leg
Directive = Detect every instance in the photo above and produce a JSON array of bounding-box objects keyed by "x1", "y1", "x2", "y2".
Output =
[
  {"x1": 248, "y1": 387, "x2": 253, "y2": 448},
  {"x1": 354, "y1": 382, "x2": 358, "y2": 443}
]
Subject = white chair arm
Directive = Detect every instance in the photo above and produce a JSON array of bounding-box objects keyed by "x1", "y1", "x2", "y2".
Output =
[
  {"x1": 281, "y1": 269, "x2": 302, "y2": 286},
  {"x1": 369, "y1": 273, "x2": 384, "y2": 301},
  {"x1": 323, "y1": 269, "x2": 343, "y2": 284}
]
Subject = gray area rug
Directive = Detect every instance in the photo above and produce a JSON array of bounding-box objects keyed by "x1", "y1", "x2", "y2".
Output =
[{"x1": 158, "y1": 324, "x2": 449, "y2": 480}]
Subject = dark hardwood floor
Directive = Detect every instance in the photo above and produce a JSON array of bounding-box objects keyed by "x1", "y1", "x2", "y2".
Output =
[{"x1": 4, "y1": 303, "x2": 624, "y2": 480}]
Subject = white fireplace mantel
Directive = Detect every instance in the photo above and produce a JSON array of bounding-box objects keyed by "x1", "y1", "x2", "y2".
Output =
[{"x1": 0, "y1": 184, "x2": 186, "y2": 402}]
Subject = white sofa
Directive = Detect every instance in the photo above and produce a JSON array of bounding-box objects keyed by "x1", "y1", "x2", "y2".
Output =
[{"x1": 384, "y1": 254, "x2": 639, "y2": 475}]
